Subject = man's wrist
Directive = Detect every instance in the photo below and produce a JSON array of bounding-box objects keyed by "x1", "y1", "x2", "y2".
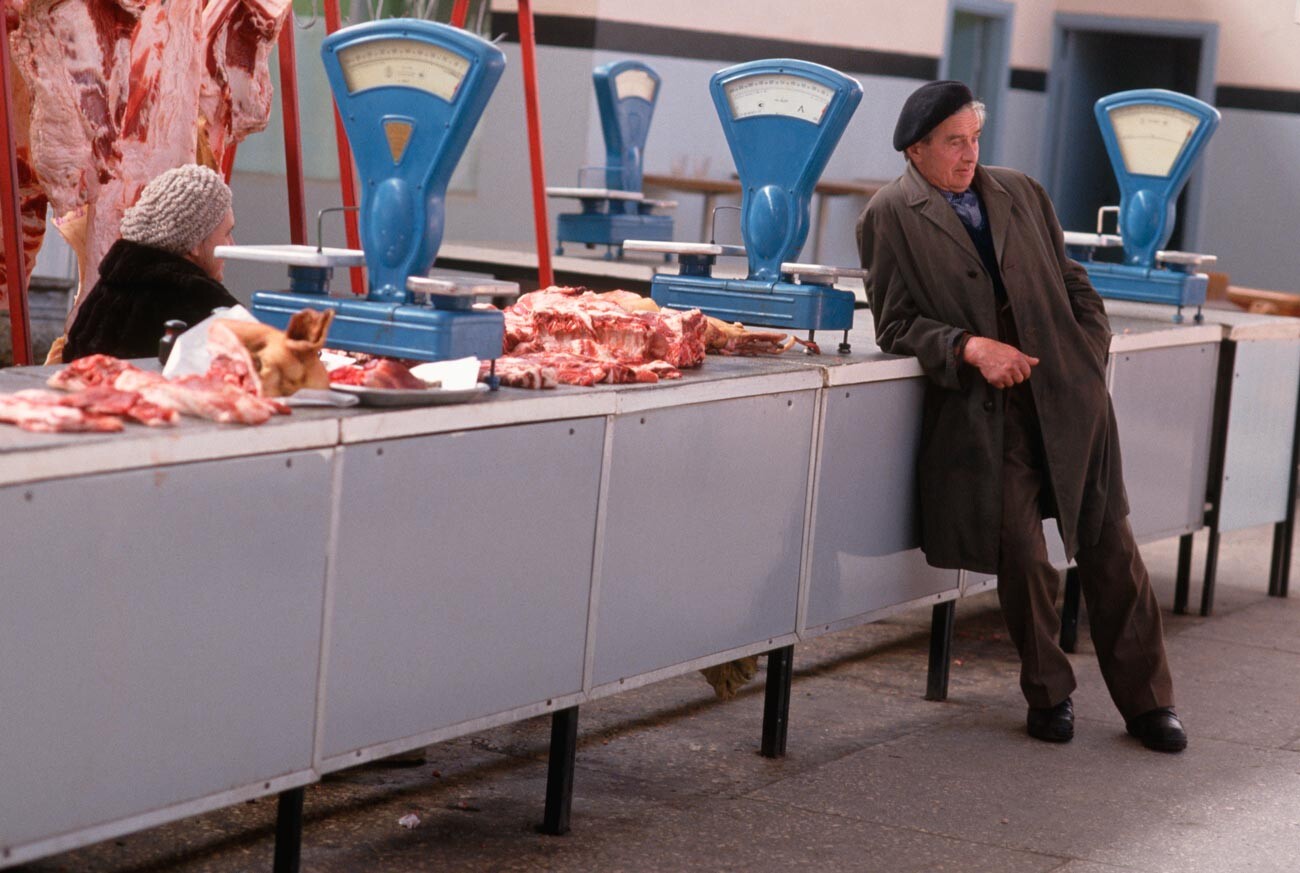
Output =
[{"x1": 955, "y1": 332, "x2": 974, "y2": 364}]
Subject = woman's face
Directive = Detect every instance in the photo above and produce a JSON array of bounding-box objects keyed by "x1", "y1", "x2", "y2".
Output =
[{"x1": 188, "y1": 208, "x2": 235, "y2": 282}]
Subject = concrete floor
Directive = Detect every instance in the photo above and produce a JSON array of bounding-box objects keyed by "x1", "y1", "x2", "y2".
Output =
[{"x1": 18, "y1": 524, "x2": 1300, "y2": 873}]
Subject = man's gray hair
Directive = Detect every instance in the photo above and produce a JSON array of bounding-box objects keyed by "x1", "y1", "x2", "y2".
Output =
[{"x1": 905, "y1": 100, "x2": 987, "y2": 161}]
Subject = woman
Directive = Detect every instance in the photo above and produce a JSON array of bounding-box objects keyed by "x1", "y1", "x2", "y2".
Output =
[{"x1": 62, "y1": 164, "x2": 239, "y2": 362}]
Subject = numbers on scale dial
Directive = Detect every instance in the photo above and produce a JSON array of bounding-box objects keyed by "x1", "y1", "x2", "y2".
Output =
[
  {"x1": 1109, "y1": 104, "x2": 1201, "y2": 178},
  {"x1": 724, "y1": 73, "x2": 834, "y2": 123},
  {"x1": 338, "y1": 38, "x2": 470, "y2": 101},
  {"x1": 615, "y1": 69, "x2": 657, "y2": 102}
]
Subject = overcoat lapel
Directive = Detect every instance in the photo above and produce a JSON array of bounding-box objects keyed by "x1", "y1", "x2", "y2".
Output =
[
  {"x1": 975, "y1": 166, "x2": 1013, "y2": 266},
  {"x1": 901, "y1": 163, "x2": 983, "y2": 270}
]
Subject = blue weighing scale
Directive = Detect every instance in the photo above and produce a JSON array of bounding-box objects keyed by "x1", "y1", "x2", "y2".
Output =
[
  {"x1": 623, "y1": 59, "x2": 865, "y2": 351},
  {"x1": 547, "y1": 60, "x2": 676, "y2": 259},
  {"x1": 218, "y1": 19, "x2": 518, "y2": 363},
  {"x1": 1063, "y1": 89, "x2": 1221, "y2": 323}
]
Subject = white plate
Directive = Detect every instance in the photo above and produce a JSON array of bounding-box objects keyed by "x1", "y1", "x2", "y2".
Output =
[{"x1": 329, "y1": 382, "x2": 489, "y2": 407}]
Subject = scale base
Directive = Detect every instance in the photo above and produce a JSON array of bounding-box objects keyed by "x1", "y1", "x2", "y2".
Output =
[
  {"x1": 650, "y1": 274, "x2": 855, "y2": 332},
  {"x1": 556, "y1": 213, "x2": 674, "y2": 259},
  {"x1": 252, "y1": 291, "x2": 504, "y2": 361},
  {"x1": 1084, "y1": 263, "x2": 1208, "y2": 323}
]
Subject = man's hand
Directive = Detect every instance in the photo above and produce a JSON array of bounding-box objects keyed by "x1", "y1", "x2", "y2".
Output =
[{"x1": 963, "y1": 336, "x2": 1039, "y2": 389}]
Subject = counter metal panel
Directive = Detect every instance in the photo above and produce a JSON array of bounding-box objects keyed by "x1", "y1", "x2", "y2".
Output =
[
  {"x1": 805, "y1": 378, "x2": 957, "y2": 627},
  {"x1": 0, "y1": 450, "x2": 332, "y2": 854},
  {"x1": 321, "y1": 418, "x2": 605, "y2": 765},
  {"x1": 592, "y1": 391, "x2": 815, "y2": 686}
]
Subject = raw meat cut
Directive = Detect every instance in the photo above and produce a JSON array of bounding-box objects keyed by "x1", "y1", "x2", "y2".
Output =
[
  {"x1": 494, "y1": 287, "x2": 708, "y2": 388},
  {"x1": 43, "y1": 352, "x2": 286, "y2": 427},
  {"x1": 56, "y1": 384, "x2": 179, "y2": 426},
  {"x1": 329, "y1": 359, "x2": 426, "y2": 390},
  {"x1": 0, "y1": 389, "x2": 123, "y2": 433}
]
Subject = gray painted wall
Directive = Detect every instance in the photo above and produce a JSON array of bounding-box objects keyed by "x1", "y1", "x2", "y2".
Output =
[{"x1": 1199, "y1": 108, "x2": 1300, "y2": 295}]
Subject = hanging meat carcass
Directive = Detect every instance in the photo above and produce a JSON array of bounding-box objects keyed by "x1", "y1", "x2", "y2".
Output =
[
  {"x1": 0, "y1": 37, "x2": 49, "y2": 322},
  {"x1": 5, "y1": 0, "x2": 291, "y2": 331},
  {"x1": 199, "y1": 0, "x2": 292, "y2": 171}
]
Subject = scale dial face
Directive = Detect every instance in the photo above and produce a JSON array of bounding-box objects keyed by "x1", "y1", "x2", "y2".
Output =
[
  {"x1": 1108, "y1": 103, "x2": 1201, "y2": 178},
  {"x1": 723, "y1": 73, "x2": 833, "y2": 124},
  {"x1": 615, "y1": 69, "x2": 657, "y2": 102},
  {"x1": 338, "y1": 38, "x2": 470, "y2": 101}
]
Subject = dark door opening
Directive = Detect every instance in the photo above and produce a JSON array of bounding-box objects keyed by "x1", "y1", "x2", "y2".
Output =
[
  {"x1": 947, "y1": 9, "x2": 1010, "y2": 165},
  {"x1": 1049, "y1": 29, "x2": 1203, "y2": 254}
]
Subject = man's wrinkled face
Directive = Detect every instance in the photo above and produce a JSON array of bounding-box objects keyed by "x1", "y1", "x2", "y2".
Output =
[
  {"x1": 906, "y1": 107, "x2": 981, "y2": 193},
  {"x1": 188, "y1": 208, "x2": 235, "y2": 282}
]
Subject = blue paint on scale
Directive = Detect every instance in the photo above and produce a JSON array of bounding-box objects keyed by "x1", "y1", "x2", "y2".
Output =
[
  {"x1": 1066, "y1": 89, "x2": 1221, "y2": 322},
  {"x1": 647, "y1": 59, "x2": 862, "y2": 334},
  {"x1": 251, "y1": 19, "x2": 507, "y2": 361}
]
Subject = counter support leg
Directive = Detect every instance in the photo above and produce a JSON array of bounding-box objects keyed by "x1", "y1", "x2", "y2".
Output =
[
  {"x1": 1059, "y1": 567, "x2": 1081, "y2": 654},
  {"x1": 1201, "y1": 528, "x2": 1222, "y2": 617},
  {"x1": 1174, "y1": 533, "x2": 1194, "y2": 614},
  {"x1": 1269, "y1": 523, "x2": 1286, "y2": 597},
  {"x1": 926, "y1": 601, "x2": 956, "y2": 702},
  {"x1": 761, "y1": 645, "x2": 794, "y2": 759},
  {"x1": 540, "y1": 706, "x2": 579, "y2": 836},
  {"x1": 1270, "y1": 374, "x2": 1300, "y2": 598},
  {"x1": 273, "y1": 787, "x2": 304, "y2": 873}
]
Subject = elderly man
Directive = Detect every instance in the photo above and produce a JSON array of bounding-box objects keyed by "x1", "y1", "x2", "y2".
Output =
[
  {"x1": 62, "y1": 164, "x2": 239, "y2": 362},
  {"x1": 857, "y1": 80, "x2": 1185, "y2": 752}
]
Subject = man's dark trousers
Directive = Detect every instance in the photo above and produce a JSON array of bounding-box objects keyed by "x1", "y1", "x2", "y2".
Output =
[{"x1": 995, "y1": 383, "x2": 1175, "y2": 721}]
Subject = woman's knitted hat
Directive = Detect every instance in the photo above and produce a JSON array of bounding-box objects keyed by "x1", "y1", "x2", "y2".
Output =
[{"x1": 119, "y1": 164, "x2": 232, "y2": 255}]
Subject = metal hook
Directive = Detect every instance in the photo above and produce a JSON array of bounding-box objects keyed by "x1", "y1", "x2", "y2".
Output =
[
  {"x1": 315, "y1": 205, "x2": 361, "y2": 252},
  {"x1": 295, "y1": 0, "x2": 319, "y2": 29}
]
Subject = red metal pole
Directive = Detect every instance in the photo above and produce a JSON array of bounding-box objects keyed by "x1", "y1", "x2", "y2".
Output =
[
  {"x1": 277, "y1": 20, "x2": 307, "y2": 246},
  {"x1": 0, "y1": 7, "x2": 32, "y2": 365},
  {"x1": 449, "y1": 0, "x2": 470, "y2": 28},
  {"x1": 516, "y1": 0, "x2": 554, "y2": 288},
  {"x1": 324, "y1": 0, "x2": 364, "y2": 294}
]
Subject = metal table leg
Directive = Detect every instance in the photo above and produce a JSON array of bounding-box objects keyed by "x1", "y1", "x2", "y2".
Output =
[
  {"x1": 1269, "y1": 368, "x2": 1300, "y2": 598},
  {"x1": 1058, "y1": 566, "x2": 1081, "y2": 653},
  {"x1": 539, "y1": 706, "x2": 579, "y2": 836},
  {"x1": 925, "y1": 600, "x2": 956, "y2": 702},
  {"x1": 273, "y1": 787, "x2": 305, "y2": 873},
  {"x1": 1201, "y1": 527, "x2": 1222, "y2": 617},
  {"x1": 1173, "y1": 533, "x2": 1194, "y2": 614},
  {"x1": 1200, "y1": 340, "x2": 1238, "y2": 617},
  {"x1": 760, "y1": 645, "x2": 794, "y2": 759}
]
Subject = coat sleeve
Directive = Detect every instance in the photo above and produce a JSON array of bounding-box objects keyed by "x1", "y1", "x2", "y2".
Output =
[
  {"x1": 1031, "y1": 178, "x2": 1112, "y2": 368},
  {"x1": 858, "y1": 201, "x2": 968, "y2": 391}
]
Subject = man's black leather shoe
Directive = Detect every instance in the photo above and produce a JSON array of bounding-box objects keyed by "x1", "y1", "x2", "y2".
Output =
[
  {"x1": 1027, "y1": 697, "x2": 1074, "y2": 742},
  {"x1": 1126, "y1": 707, "x2": 1187, "y2": 752}
]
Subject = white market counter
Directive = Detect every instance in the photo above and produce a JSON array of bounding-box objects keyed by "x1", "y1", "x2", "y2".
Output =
[{"x1": 3, "y1": 301, "x2": 1296, "y2": 869}]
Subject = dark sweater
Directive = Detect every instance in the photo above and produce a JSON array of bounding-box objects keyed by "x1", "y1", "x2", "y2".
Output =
[{"x1": 63, "y1": 239, "x2": 240, "y2": 362}]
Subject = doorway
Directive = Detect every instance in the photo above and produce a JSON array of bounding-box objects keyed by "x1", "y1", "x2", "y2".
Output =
[
  {"x1": 941, "y1": 0, "x2": 1013, "y2": 166},
  {"x1": 1045, "y1": 15, "x2": 1218, "y2": 253}
]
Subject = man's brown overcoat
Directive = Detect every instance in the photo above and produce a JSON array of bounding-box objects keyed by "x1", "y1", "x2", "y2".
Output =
[{"x1": 856, "y1": 161, "x2": 1128, "y2": 573}]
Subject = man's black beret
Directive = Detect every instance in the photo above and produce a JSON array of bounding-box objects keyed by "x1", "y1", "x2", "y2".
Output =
[{"x1": 892, "y1": 80, "x2": 975, "y2": 151}]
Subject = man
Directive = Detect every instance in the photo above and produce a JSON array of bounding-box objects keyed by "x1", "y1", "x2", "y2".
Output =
[
  {"x1": 857, "y1": 80, "x2": 1186, "y2": 752},
  {"x1": 62, "y1": 164, "x2": 239, "y2": 362}
]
